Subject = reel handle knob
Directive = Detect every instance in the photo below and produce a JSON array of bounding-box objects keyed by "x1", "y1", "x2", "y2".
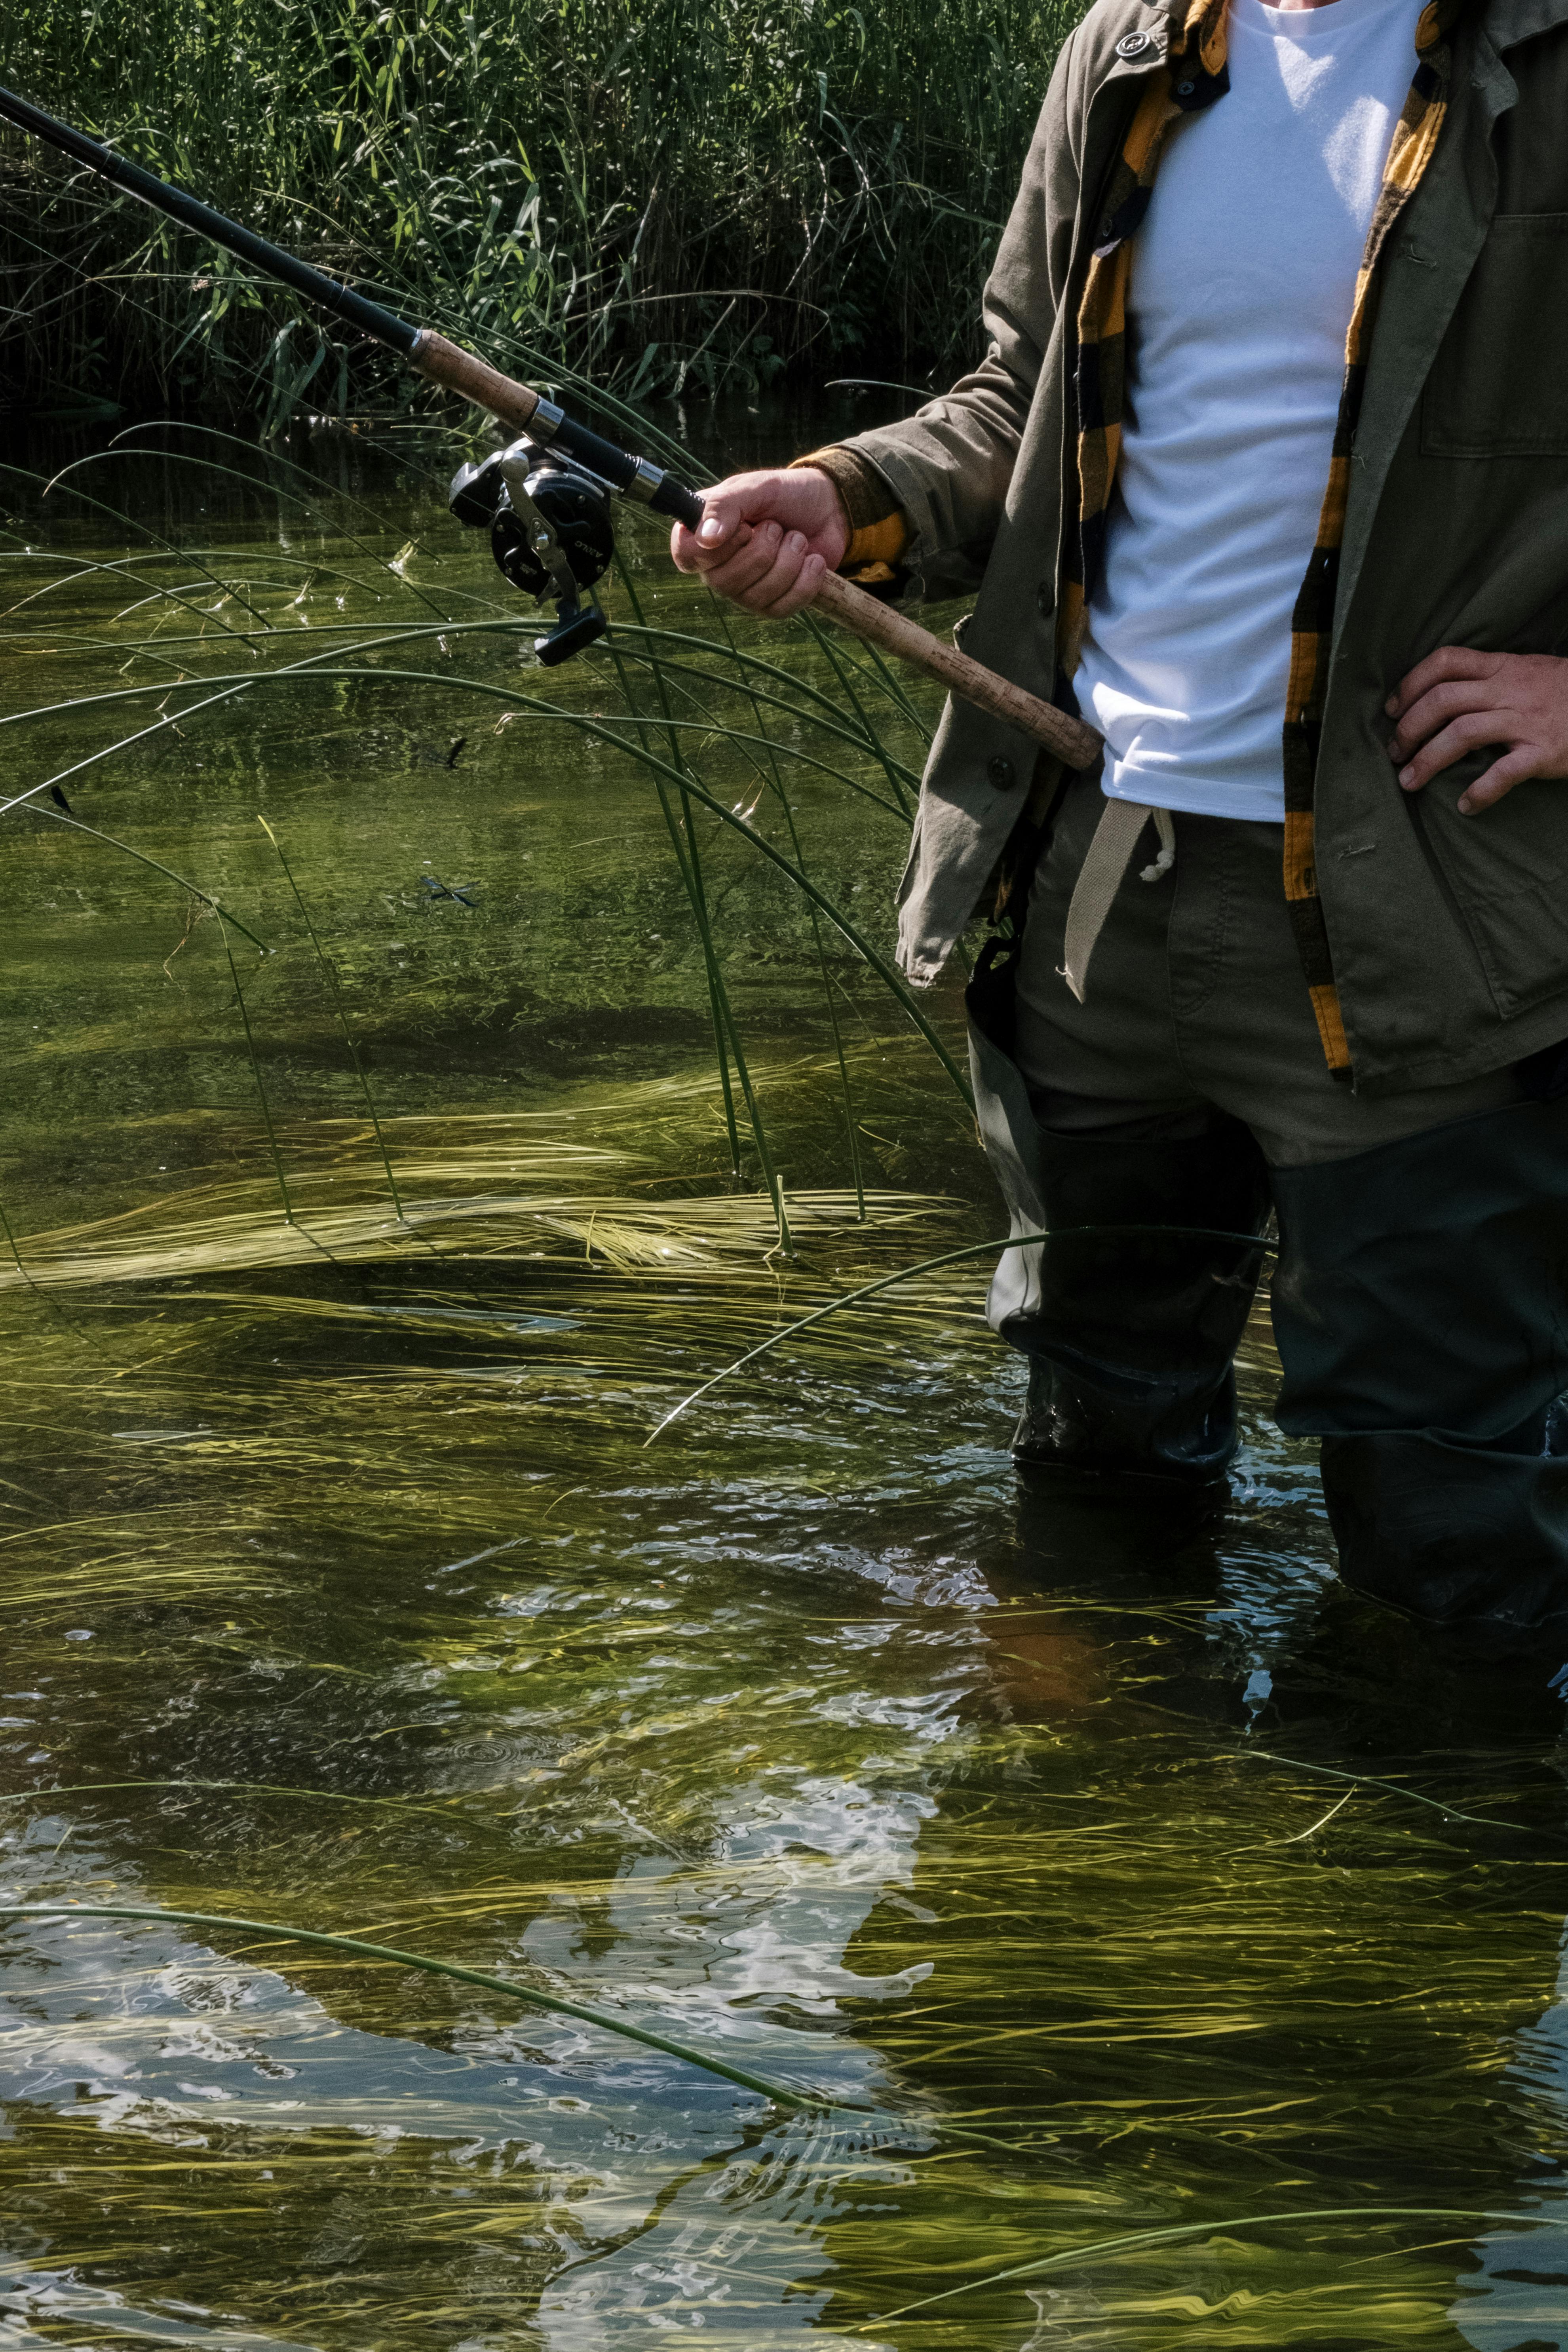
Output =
[{"x1": 536, "y1": 607, "x2": 608, "y2": 666}]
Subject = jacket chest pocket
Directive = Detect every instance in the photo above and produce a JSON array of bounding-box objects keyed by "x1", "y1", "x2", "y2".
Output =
[{"x1": 1422, "y1": 214, "x2": 1568, "y2": 458}]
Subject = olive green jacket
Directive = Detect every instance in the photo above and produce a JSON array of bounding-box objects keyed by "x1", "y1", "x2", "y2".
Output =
[{"x1": 836, "y1": 0, "x2": 1568, "y2": 1093}]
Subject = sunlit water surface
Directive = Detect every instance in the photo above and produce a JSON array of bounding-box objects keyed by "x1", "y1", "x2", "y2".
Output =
[{"x1": 2, "y1": 406, "x2": 1567, "y2": 2350}]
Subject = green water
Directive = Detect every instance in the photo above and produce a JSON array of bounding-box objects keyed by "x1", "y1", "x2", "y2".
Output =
[{"x1": 2, "y1": 413, "x2": 1566, "y2": 2350}]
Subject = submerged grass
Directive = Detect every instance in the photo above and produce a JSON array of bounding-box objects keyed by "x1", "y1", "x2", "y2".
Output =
[
  {"x1": 5, "y1": 431, "x2": 1560, "y2": 2348},
  {"x1": 861, "y1": 2206, "x2": 1548, "y2": 2328}
]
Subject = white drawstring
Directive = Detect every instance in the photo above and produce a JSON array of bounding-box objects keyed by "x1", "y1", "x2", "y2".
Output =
[{"x1": 1139, "y1": 807, "x2": 1176, "y2": 882}]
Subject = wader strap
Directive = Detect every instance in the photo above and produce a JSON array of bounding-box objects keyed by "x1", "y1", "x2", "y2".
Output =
[{"x1": 1061, "y1": 797, "x2": 1176, "y2": 1003}]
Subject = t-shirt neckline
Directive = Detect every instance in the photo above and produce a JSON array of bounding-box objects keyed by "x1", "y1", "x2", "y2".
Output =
[{"x1": 1230, "y1": 0, "x2": 1420, "y2": 41}]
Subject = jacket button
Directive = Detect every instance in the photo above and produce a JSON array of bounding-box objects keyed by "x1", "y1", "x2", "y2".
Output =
[
  {"x1": 1115, "y1": 29, "x2": 1152, "y2": 55},
  {"x1": 1037, "y1": 580, "x2": 1053, "y2": 619},
  {"x1": 988, "y1": 755, "x2": 1016, "y2": 790}
]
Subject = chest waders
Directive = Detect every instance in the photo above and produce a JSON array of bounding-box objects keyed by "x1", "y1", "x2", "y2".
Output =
[{"x1": 980, "y1": 776, "x2": 1568, "y2": 1668}]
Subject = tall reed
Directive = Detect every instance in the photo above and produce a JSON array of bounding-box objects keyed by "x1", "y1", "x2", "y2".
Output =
[{"x1": 0, "y1": 0, "x2": 1084, "y2": 418}]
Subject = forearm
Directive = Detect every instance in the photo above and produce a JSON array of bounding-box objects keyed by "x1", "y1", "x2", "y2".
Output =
[{"x1": 794, "y1": 354, "x2": 1039, "y2": 592}]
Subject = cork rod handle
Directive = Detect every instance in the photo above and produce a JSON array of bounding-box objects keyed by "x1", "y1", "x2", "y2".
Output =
[
  {"x1": 809, "y1": 570, "x2": 1100, "y2": 770},
  {"x1": 410, "y1": 330, "x2": 542, "y2": 431}
]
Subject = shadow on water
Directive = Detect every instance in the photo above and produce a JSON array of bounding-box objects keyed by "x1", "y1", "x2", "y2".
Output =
[{"x1": 1, "y1": 409, "x2": 1566, "y2": 2348}]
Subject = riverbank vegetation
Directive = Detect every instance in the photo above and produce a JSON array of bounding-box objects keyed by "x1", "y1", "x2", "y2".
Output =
[{"x1": 1, "y1": 0, "x2": 1082, "y2": 423}]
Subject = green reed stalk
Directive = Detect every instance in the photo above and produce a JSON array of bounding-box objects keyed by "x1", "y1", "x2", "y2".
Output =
[
  {"x1": 24, "y1": 803, "x2": 272, "y2": 954},
  {"x1": 804, "y1": 616, "x2": 920, "y2": 819},
  {"x1": 218, "y1": 917, "x2": 302, "y2": 1233},
  {"x1": 0, "y1": 679, "x2": 253, "y2": 824},
  {"x1": 0, "y1": 1778, "x2": 493, "y2": 1825},
  {"x1": 99, "y1": 430, "x2": 457, "y2": 622},
  {"x1": 610, "y1": 561, "x2": 793, "y2": 1252},
  {"x1": 0, "y1": 1180, "x2": 120, "y2": 1356},
  {"x1": 0, "y1": 1898, "x2": 848, "y2": 2113},
  {"x1": 605, "y1": 624, "x2": 923, "y2": 797},
  {"x1": 598, "y1": 596, "x2": 745, "y2": 1181},
  {"x1": 256, "y1": 816, "x2": 407, "y2": 1224},
  {"x1": 0, "y1": 1192, "x2": 35, "y2": 1290},
  {"x1": 570, "y1": 692, "x2": 909, "y2": 818},
  {"x1": 602, "y1": 631, "x2": 869, "y2": 1220},
  {"x1": 834, "y1": 627, "x2": 935, "y2": 747},
  {"x1": 713, "y1": 601, "x2": 867, "y2": 1220},
  {"x1": 1237, "y1": 1749, "x2": 1568, "y2": 1841},
  {"x1": 0, "y1": 1897, "x2": 1030, "y2": 2157},
  {"x1": 28, "y1": 460, "x2": 274, "y2": 637}
]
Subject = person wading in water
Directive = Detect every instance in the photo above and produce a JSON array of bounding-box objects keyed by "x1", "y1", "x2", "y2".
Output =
[{"x1": 671, "y1": 0, "x2": 1568, "y2": 1673}]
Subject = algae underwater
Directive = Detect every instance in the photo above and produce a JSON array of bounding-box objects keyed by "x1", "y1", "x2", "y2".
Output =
[{"x1": 1, "y1": 413, "x2": 1567, "y2": 2346}]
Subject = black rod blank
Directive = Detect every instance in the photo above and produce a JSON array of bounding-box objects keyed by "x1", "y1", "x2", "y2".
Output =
[
  {"x1": 0, "y1": 82, "x2": 420, "y2": 356},
  {"x1": 0, "y1": 82, "x2": 707, "y2": 530}
]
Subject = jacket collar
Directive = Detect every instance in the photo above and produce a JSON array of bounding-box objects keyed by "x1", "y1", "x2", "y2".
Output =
[
  {"x1": 1128, "y1": 0, "x2": 1568, "y2": 55},
  {"x1": 1483, "y1": 0, "x2": 1568, "y2": 49}
]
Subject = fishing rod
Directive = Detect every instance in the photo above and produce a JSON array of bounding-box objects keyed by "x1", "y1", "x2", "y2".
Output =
[{"x1": 0, "y1": 83, "x2": 1098, "y2": 756}]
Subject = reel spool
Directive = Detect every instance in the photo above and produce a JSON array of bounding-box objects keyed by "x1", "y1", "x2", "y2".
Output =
[{"x1": 448, "y1": 437, "x2": 616, "y2": 665}]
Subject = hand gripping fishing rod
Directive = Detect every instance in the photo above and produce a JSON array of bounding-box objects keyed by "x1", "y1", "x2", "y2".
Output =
[{"x1": 0, "y1": 84, "x2": 1099, "y2": 758}]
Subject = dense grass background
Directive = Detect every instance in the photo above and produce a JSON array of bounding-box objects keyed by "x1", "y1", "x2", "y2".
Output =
[{"x1": 0, "y1": 0, "x2": 1083, "y2": 422}]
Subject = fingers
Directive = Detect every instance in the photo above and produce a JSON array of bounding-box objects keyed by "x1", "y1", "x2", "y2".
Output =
[
  {"x1": 697, "y1": 519, "x2": 788, "y2": 605},
  {"x1": 668, "y1": 467, "x2": 850, "y2": 594},
  {"x1": 759, "y1": 548, "x2": 828, "y2": 619},
  {"x1": 669, "y1": 483, "x2": 759, "y2": 576},
  {"x1": 1383, "y1": 645, "x2": 1568, "y2": 808},
  {"x1": 1386, "y1": 644, "x2": 1503, "y2": 721},
  {"x1": 1395, "y1": 708, "x2": 1513, "y2": 793},
  {"x1": 737, "y1": 529, "x2": 821, "y2": 615},
  {"x1": 671, "y1": 514, "x2": 743, "y2": 575},
  {"x1": 690, "y1": 481, "x2": 758, "y2": 557},
  {"x1": 671, "y1": 519, "x2": 824, "y2": 617},
  {"x1": 1387, "y1": 676, "x2": 1507, "y2": 765},
  {"x1": 1458, "y1": 747, "x2": 1541, "y2": 815}
]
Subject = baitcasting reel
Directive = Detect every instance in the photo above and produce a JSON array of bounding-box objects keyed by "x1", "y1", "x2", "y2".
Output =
[{"x1": 448, "y1": 435, "x2": 617, "y2": 665}]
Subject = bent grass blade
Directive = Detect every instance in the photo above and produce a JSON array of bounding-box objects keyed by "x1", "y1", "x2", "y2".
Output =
[
  {"x1": 857, "y1": 2205, "x2": 1547, "y2": 2329},
  {"x1": 0, "y1": 1899, "x2": 864, "y2": 2117},
  {"x1": 646, "y1": 1223, "x2": 1277, "y2": 1442}
]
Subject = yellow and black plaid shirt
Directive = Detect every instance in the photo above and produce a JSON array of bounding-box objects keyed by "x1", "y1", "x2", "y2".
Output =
[{"x1": 810, "y1": 0, "x2": 1465, "y2": 1070}]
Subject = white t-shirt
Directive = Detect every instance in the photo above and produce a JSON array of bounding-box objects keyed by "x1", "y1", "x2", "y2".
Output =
[{"x1": 1074, "y1": 0, "x2": 1423, "y2": 823}]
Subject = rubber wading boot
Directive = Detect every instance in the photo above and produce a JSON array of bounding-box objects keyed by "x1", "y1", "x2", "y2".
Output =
[
  {"x1": 1270, "y1": 1094, "x2": 1568, "y2": 1653},
  {"x1": 1009, "y1": 1108, "x2": 1273, "y2": 1493}
]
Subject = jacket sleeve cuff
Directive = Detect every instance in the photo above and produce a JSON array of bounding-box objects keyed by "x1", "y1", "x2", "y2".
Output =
[{"x1": 789, "y1": 445, "x2": 910, "y2": 573}]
